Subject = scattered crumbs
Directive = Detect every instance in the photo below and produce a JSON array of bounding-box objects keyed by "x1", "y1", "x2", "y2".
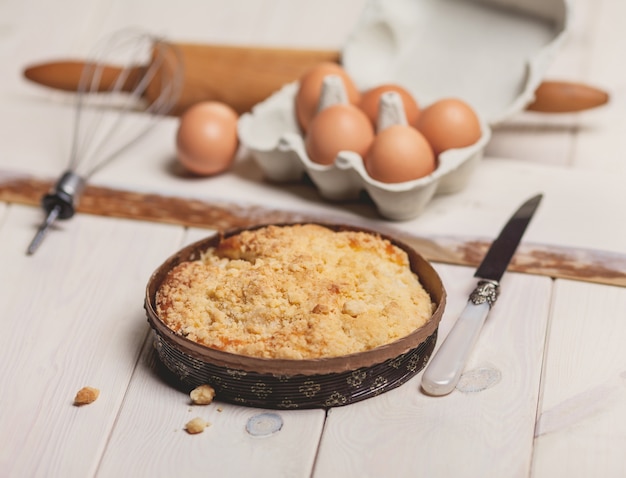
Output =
[
  {"x1": 217, "y1": 407, "x2": 223, "y2": 413},
  {"x1": 190, "y1": 384, "x2": 216, "y2": 405},
  {"x1": 74, "y1": 386, "x2": 100, "y2": 406},
  {"x1": 185, "y1": 417, "x2": 210, "y2": 434}
]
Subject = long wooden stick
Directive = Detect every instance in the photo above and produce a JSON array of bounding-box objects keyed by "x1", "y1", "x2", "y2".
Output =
[
  {"x1": 1, "y1": 171, "x2": 624, "y2": 287},
  {"x1": 23, "y1": 43, "x2": 609, "y2": 115}
]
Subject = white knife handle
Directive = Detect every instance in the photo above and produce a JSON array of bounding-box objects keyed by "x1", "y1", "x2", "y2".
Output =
[
  {"x1": 421, "y1": 301, "x2": 489, "y2": 395},
  {"x1": 421, "y1": 278, "x2": 500, "y2": 396}
]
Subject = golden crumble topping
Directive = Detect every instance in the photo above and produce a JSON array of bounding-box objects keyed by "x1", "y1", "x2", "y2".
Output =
[{"x1": 156, "y1": 224, "x2": 433, "y2": 359}]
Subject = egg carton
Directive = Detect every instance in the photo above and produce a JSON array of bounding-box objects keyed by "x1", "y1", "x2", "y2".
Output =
[{"x1": 238, "y1": 0, "x2": 569, "y2": 220}]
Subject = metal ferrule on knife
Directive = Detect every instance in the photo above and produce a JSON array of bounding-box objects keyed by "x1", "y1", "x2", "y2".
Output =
[{"x1": 469, "y1": 279, "x2": 500, "y2": 307}]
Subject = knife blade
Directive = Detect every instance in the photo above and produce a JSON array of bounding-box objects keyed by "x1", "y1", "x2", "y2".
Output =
[{"x1": 421, "y1": 194, "x2": 543, "y2": 396}]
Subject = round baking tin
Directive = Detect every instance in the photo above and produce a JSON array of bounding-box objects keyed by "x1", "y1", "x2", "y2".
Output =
[{"x1": 145, "y1": 223, "x2": 446, "y2": 409}]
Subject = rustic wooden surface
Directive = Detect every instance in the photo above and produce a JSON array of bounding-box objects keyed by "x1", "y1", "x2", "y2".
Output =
[
  {"x1": 1, "y1": 0, "x2": 626, "y2": 477},
  {"x1": 2, "y1": 172, "x2": 625, "y2": 287}
]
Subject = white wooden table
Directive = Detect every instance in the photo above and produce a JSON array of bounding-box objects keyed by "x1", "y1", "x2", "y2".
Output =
[{"x1": 1, "y1": 0, "x2": 626, "y2": 476}]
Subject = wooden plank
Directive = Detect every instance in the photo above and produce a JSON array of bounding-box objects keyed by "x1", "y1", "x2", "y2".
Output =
[
  {"x1": 2, "y1": 172, "x2": 625, "y2": 287},
  {"x1": 486, "y1": 114, "x2": 578, "y2": 168},
  {"x1": 531, "y1": 2, "x2": 626, "y2": 471},
  {"x1": 569, "y1": 0, "x2": 626, "y2": 173},
  {"x1": 532, "y1": 280, "x2": 626, "y2": 477},
  {"x1": 0, "y1": 201, "x2": 7, "y2": 228},
  {"x1": 313, "y1": 265, "x2": 553, "y2": 478},
  {"x1": 0, "y1": 204, "x2": 184, "y2": 477}
]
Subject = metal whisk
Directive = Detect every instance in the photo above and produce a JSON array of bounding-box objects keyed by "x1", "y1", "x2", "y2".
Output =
[{"x1": 27, "y1": 28, "x2": 183, "y2": 255}]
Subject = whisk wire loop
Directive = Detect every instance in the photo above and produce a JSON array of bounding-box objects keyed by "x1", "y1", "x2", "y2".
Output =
[
  {"x1": 28, "y1": 28, "x2": 184, "y2": 255},
  {"x1": 70, "y1": 30, "x2": 182, "y2": 178}
]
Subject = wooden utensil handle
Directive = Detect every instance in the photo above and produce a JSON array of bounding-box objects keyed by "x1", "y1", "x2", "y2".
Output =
[
  {"x1": 23, "y1": 61, "x2": 144, "y2": 93},
  {"x1": 526, "y1": 80, "x2": 609, "y2": 113}
]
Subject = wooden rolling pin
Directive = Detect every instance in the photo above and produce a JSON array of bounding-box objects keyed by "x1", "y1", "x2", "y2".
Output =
[{"x1": 23, "y1": 42, "x2": 609, "y2": 116}]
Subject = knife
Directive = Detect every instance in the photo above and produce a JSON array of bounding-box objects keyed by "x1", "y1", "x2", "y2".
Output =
[{"x1": 421, "y1": 194, "x2": 543, "y2": 396}]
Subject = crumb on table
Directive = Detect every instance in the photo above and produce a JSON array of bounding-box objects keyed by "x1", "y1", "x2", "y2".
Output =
[
  {"x1": 185, "y1": 417, "x2": 210, "y2": 434},
  {"x1": 74, "y1": 386, "x2": 100, "y2": 406},
  {"x1": 190, "y1": 384, "x2": 216, "y2": 405}
]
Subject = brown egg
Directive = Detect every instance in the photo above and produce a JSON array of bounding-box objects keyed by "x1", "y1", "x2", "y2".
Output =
[
  {"x1": 359, "y1": 84, "x2": 420, "y2": 126},
  {"x1": 295, "y1": 62, "x2": 361, "y2": 132},
  {"x1": 365, "y1": 125, "x2": 435, "y2": 183},
  {"x1": 305, "y1": 103, "x2": 374, "y2": 166},
  {"x1": 414, "y1": 98, "x2": 481, "y2": 156},
  {"x1": 176, "y1": 101, "x2": 239, "y2": 176}
]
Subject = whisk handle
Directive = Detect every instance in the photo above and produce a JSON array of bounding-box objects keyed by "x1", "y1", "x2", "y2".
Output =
[{"x1": 24, "y1": 61, "x2": 144, "y2": 94}]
